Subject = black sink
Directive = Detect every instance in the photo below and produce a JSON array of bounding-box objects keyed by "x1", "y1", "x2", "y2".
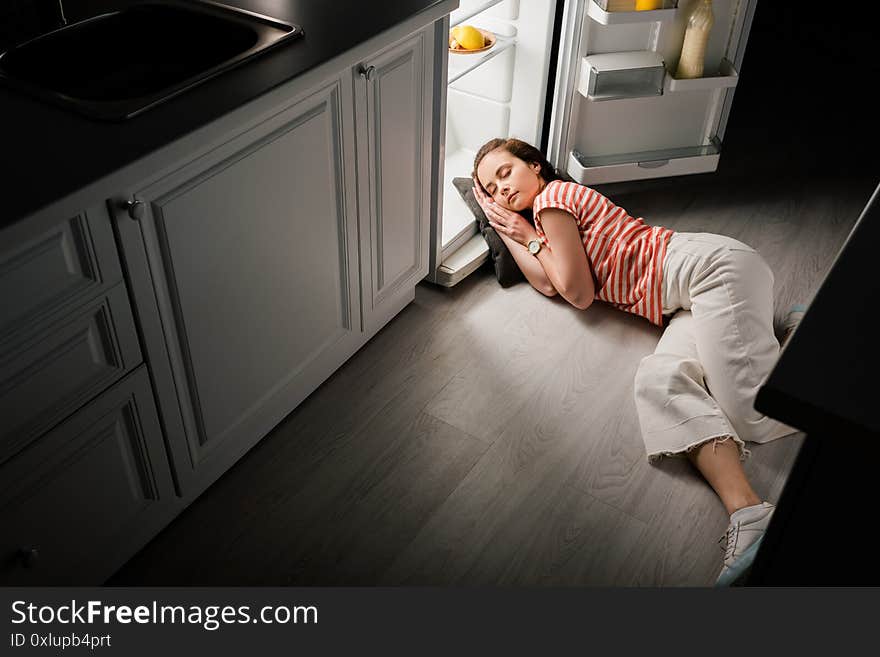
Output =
[{"x1": 0, "y1": 1, "x2": 303, "y2": 120}]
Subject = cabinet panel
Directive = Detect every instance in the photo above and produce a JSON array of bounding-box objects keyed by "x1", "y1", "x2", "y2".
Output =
[
  {"x1": 0, "y1": 282, "x2": 142, "y2": 464},
  {"x1": 357, "y1": 28, "x2": 434, "y2": 331},
  {"x1": 114, "y1": 75, "x2": 362, "y2": 494},
  {"x1": 375, "y1": 56, "x2": 419, "y2": 287},
  {"x1": 154, "y1": 115, "x2": 354, "y2": 444},
  {"x1": 0, "y1": 366, "x2": 175, "y2": 584},
  {"x1": 0, "y1": 205, "x2": 122, "y2": 340}
]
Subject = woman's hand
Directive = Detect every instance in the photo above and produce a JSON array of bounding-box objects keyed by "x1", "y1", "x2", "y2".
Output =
[{"x1": 473, "y1": 178, "x2": 539, "y2": 247}]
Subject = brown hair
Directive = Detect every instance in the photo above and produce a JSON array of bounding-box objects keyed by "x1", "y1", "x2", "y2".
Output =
[{"x1": 472, "y1": 138, "x2": 559, "y2": 195}]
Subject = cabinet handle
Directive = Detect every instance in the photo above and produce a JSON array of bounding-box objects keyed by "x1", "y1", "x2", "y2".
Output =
[
  {"x1": 359, "y1": 65, "x2": 376, "y2": 81},
  {"x1": 18, "y1": 547, "x2": 39, "y2": 569},
  {"x1": 124, "y1": 198, "x2": 145, "y2": 221}
]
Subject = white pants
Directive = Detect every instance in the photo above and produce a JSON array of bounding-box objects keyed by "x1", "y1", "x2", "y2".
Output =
[{"x1": 634, "y1": 232, "x2": 799, "y2": 462}]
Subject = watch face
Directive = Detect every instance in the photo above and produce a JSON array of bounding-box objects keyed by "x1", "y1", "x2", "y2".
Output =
[{"x1": 529, "y1": 240, "x2": 540, "y2": 254}]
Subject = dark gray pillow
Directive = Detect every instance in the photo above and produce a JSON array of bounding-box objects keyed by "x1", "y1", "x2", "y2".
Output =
[{"x1": 452, "y1": 177, "x2": 525, "y2": 287}]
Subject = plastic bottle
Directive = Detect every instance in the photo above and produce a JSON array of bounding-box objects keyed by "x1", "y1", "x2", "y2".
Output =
[{"x1": 675, "y1": 0, "x2": 714, "y2": 79}]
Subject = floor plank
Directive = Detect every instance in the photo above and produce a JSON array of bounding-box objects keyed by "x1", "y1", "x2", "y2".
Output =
[
  {"x1": 266, "y1": 411, "x2": 489, "y2": 586},
  {"x1": 456, "y1": 485, "x2": 648, "y2": 587}
]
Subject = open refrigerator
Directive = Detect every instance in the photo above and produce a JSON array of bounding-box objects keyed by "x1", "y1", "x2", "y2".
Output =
[{"x1": 426, "y1": 0, "x2": 758, "y2": 286}]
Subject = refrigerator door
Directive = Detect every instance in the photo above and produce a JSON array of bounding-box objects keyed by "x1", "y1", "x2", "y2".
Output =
[
  {"x1": 547, "y1": 0, "x2": 756, "y2": 185},
  {"x1": 427, "y1": 0, "x2": 559, "y2": 286}
]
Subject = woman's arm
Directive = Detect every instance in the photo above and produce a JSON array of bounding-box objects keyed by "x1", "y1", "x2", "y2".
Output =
[
  {"x1": 532, "y1": 208, "x2": 595, "y2": 309},
  {"x1": 494, "y1": 229, "x2": 557, "y2": 297},
  {"x1": 472, "y1": 181, "x2": 556, "y2": 296},
  {"x1": 474, "y1": 184, "x2": 594, "y2": 310}
]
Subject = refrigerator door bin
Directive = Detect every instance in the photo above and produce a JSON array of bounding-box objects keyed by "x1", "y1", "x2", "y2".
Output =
[
  {"x1": 568, "y1": 140, "x2": 720, "y2": 185},
  {"x1": 588, "y1": 1, "x2": 678, "y2": 25},
  {"x1": 664, "y1": 57, "x2": 738, "y2": 92},
  {"x1": 577, "y1": 51, "x2": 665, "y2": 101}
]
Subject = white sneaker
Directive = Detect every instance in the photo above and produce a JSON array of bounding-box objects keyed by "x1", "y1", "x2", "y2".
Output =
[
  {"x1": 780, "y1": 304, "x2": 807, "y2": 347},
  {"x1": 715, "y1": 501, "x2": 775, "y2": 586}
]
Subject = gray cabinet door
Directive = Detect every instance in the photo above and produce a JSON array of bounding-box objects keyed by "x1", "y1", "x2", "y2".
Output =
[
  {"x1": 113, "y1": 74, "x2": 362, "y2": 496},
  {"x1": 355, "y1": 26, "x2": 435, "y2": 333},
  {"x1": 0, "y1": 365, "x2": 175, "y2": 585}
]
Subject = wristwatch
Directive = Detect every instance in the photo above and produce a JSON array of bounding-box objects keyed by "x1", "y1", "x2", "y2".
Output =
[{"x1": 527, "y1": 238, "x2": 542, "y2": 256}]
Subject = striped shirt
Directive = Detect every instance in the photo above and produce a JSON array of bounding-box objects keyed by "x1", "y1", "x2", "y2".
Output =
[{"x1": 532, "y1": 180, "x2": 674, "y2": 327}]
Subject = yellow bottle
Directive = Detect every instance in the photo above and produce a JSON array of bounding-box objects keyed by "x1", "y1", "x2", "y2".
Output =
[
  {"x1": 635, "y1": 0, "x2": 663, "y2": 10},
  {"x1": 675, "y1": 0, "x2": 714, "y2": 79}
]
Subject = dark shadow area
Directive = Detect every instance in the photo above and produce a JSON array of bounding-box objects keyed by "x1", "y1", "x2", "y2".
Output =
[{"x1": 721, "y1": 3, "x2": 879, "y2": 181}]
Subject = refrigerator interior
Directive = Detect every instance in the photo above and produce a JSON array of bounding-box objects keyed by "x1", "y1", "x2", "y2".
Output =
[
  {"x1": 428, "y1": 0, "x2": 755, "y2": 287},
  {"x1": 429, "y1": 0, "x2": 558, "y2": 287},
  {"x1": 547, "y1": 0, "x2": 756, "y2": 184}
]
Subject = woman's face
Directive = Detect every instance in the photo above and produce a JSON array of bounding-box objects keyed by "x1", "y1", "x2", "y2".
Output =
[{"x1": 476, "y1": 148, "x2": 543, "y2": 212}]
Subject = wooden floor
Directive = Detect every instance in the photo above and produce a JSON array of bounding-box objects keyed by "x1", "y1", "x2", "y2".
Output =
[{"x1": 108, "y1": 155, "x2": 877, "y2": 587}]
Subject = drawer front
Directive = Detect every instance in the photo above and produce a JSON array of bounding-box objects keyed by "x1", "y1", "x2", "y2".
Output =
[
  {"x1": 0, "y1": 204, "x2": 122, "y2": 341},
  {"x1": 0, "y1": 365, "x2": 176, "y2": 585},
  {"x1": 0, "y1": 281, "x2": 142, "y2": 464}
]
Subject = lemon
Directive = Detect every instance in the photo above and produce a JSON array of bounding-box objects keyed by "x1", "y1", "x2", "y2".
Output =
[{"x1": 451, "y1": 25, "x2": 484, "y2": 50}]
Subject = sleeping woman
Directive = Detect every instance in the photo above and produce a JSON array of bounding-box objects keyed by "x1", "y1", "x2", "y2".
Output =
[{"x1": 471, "y1": 137, "x2": 804, "y2": 585}]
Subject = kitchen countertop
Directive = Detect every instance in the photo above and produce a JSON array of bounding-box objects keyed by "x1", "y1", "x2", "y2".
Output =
[{"x1": 0, "y1": 0, "x2": 449, "y2": 230}]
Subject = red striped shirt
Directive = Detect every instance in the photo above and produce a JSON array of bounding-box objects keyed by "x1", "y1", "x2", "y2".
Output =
[{"x1": 532, "y1": 180, "x2": 674, "y2": 326}]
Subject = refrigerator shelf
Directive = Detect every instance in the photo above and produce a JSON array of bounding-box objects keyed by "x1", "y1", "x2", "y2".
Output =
[
  {"x1": 441, "y1": 148, "x2": 481, "y2": 257},
  {"x1": 587, "y1": 2, "x2": 677, "y2": 26},
  {"x1": 568, "y1": 142, "x2": 720, "y2": 185},
  {"x1": 664, "y1": 58, "x2": 739, "y2": 92},
  {"x1": 435, "y1": 233, "x2": 490, "y2": 287},
  {"x1": 450, "y1": 0, "x2": 510, "y2": 28},
  {"x1": 448, "y1": 34, "x2": 515, "y2": 85}
]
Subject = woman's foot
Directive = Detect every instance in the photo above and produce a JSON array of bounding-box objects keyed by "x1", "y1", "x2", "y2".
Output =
[{"x1": 715, "y1": 501, "x2": 775, "y2": 586}]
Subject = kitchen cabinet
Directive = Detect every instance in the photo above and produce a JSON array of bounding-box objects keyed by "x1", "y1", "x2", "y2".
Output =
[
  {"x1": 113, "y1": 72, "x2": 364, "y2": 496},
  {"x1": 0, "y1": 203, "x2": 170, "y2": 585},
  {"x1": 354, "y1": 28, "x2": 435, "y2": 333},
  {"x1": 113, "y1": 22, "x2": 439, "y2": 499},
  {"x1": 0, "y1": 205, "x2": 134, "y2": 462},
  {"x1": 0, "y1": 12, "x2": 448, "y2": 583},
  {"x1": 114, "y1": 24, "x2": 436, "y2": 498}
]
